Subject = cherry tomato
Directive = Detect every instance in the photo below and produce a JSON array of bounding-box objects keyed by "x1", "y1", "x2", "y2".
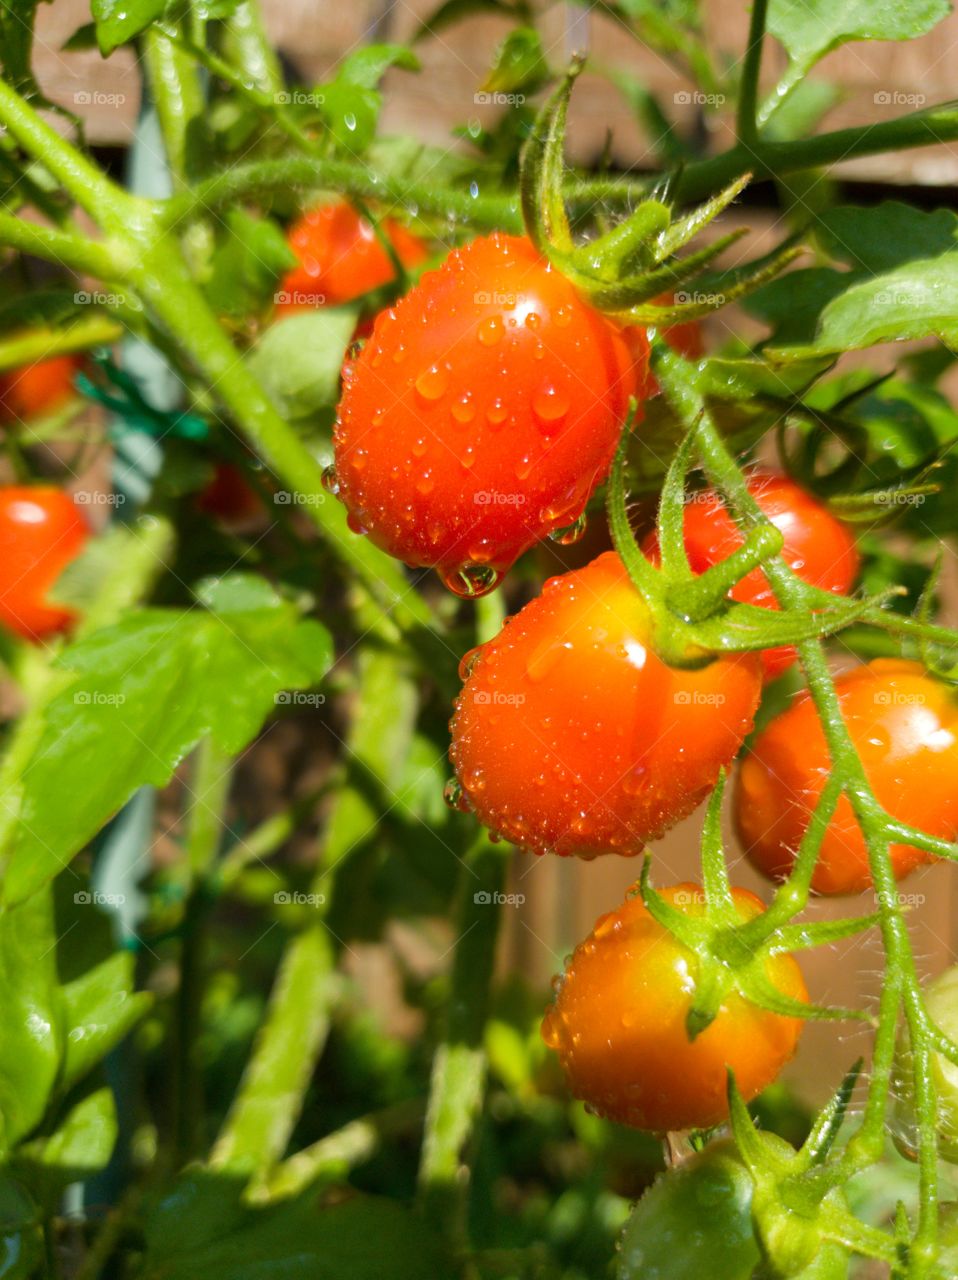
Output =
[
  {"x1": 643, "y1": 471, "x2": 859, "y2": 679},
  {"x1": 542, "y1": 883, "x2": 807, "y2": 1131},
  {"x1": 735, "y1": 658, "x2": 957, "y2": 894},
  {"x1": 0, "y1": 355, "x2": 81, "y2": 424},
  {"x1": 0, "y1": 486, "x2": 90, "y2": 641},
  {"x1": 196, "y1": 462, "x2": 262, "y2": 525},
  {"x1": 332, "y1": 234, "x2": 645, "y2": 594},
  {"x1": 616, "y1": 1138, "x2": 848, "y2": 1280},
  {"x1": 276, "y1": 200, "x2": 428, "y2": 313},
  {"x1": 893, "y1": 966, "x2": 958, "y2": 1164},
  {"x1": 450, "y1": 550, "x2": 762, "y2": 855}
]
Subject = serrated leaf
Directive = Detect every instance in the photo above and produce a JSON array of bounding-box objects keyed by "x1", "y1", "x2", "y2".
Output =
[
  {"x1": 1, "y1": 599, "x2": 333, "y2": 905},
  {"x1": 768, "y1": 0, "x2": 949, "y2": 80},
  {"x1": 0, "y1": 891, "x2": 62, "y2": 1151},
  {"x1": 90, "y1": 0, "x2": 168, "y2": 54},
  {"x1": 246, "y1": 308, "x2": 357, "y2": 420},
  {"x1": 60, "y1": 953, "x2": 151, "y2": 1092}
]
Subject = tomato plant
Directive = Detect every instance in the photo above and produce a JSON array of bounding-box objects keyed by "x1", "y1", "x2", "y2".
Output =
[{"x1": 1, "y1": 1, "x2": 958, "y2": 1278}]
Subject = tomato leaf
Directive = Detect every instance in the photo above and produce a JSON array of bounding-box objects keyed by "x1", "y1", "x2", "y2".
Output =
[
  {"x1": 90, "y1": 0, "x2": 168, "y2": 54},
  {"x1": 1, "y1": 592, "x2": 333, "y2": 906},
  {"x1": 0, "y1": 891, "x2": 62, "y2": 1151},
  {"x1": 141, "y1": 1181, "x2": 452, "y2": 1280},
  {"x1": 482, "y1": 28, "x2": 549, "y2": 95},
  {"x1": 336, "y1": 44, "x2": 419, "y2": 89},
  {"x1": 59, "y1": 953, "x2": 152, "y2": 1093},
  {"x1": 246, "y1": 308, "x2": 358, "y2": 420},
  {"x1": 17, "y1": 1088, "x2": 117, "y2": 1202},
  {"x1": 767, "y1": 0, "x2": 949, "y2": 81}
]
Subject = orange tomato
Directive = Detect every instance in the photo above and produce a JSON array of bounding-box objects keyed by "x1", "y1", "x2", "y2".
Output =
[{"x1": 0, "y1": 486, "x2": 90, "y2": 641}]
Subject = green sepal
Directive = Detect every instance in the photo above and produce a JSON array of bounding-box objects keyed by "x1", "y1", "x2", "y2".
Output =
[{"x1": 519, "y1": 60, "x2": 581, "y2": 257}]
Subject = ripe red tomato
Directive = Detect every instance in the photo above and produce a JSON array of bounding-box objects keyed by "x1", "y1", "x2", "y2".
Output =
[
  {"x1": 276, "y1": 200, "x2": 428, "y2": 313},
  {"x1": 643, "y1": 471, "x2": 860, "y2": 679},
  {"x1": 196, "y1": 462, "x2": 262, "y2": 525},
  {"x1": 332, "y1": 234, "x2": 645, "y2": 593},
  {"x1": 735, "y1": 659, "x2": 956, "y2": 894},
  {"x1": 449, "y1": 550, "x2": 762, "y2": 854},
  {"x1": 542, "y1": 883, "x2": 807, "y2": 1131},
  {"x1": 0, "y1": 355, "x2": 81, "y2": 424},
  {"x1": 0, "y1": 486, "x2": 90, "y2": 641}
]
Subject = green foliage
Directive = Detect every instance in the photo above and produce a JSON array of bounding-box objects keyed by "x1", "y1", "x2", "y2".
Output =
[{"x1": 90, "y1": 0, "x2": 167, "y2": 54}]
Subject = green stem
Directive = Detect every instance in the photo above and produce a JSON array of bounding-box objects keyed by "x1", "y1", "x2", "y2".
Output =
[
  {"x1": 417, "y1": 835, "x2": 507, "y2": 1251},
  {"x1": 174, "y1": 736, "x2": 233, "y2": 1165},
  {"x1": 736, "y1": 0, "x2": 769, "y2": 146},
  {"x1": 0, "y1": 316, "x2": 123, "y2": 372},
  {"x1": 0, "y1": 211, "x2": 126, "y2": 280},
  {"x1": 143, "y1": 27, "x2": 209, "y2": 187},
  {"x1": 221, "y1": 0, "x2": 285, "y2": 98}
]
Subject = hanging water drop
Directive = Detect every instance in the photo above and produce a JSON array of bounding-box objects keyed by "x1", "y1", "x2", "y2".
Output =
[
  {"x1": 321, "y1": 464, "x2": 340, "y2": 497},
  {"x1": 440, "y1": 562, "x2": 503, "y2": 598},
  {"x1": 549, "y1": 511, "x2": 588, "y2": 545}
]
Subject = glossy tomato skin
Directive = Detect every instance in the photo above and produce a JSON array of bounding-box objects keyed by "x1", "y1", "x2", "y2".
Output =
[
  {"x1": 333, "y1": 234, "x2": 644, "y2": 590},
  {"x1": 735, "y1": 659, "x2": 958, "y2": 894},
  {"x1": 542, "y1": 884, "x2": 807, "y2": 1131},
  {"x1": 643, "y1": 471, "x2": 860, "y2": 679},
  {"x1": 0, "y1": 486, "x2": 90, "y2": 641},
  {"x1": 0, "y1": 355, "x2": 81, "y2": 424},
  {"x1": 450, "y1": 551, "x2": 762, "y2": 856},
  {"x1": 276, "y1": 201, "x2": 427, "y2": 312}
]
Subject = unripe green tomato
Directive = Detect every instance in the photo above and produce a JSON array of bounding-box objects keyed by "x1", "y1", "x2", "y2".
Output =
[
  {"x1": 893, "y1": 966, "x2": 958, "y2": 1164},
  {"x1": 616, "y1": 1139, "x2": 849, "y2": 1280}
]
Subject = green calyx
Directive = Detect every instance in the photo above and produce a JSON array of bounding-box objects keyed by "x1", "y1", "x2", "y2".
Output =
[
  {"x1": 519, "y1": 63, "x2": 801, "y2": 323},
  {"x1": 639, "y1": 775, "x2": 875, "y2": 1043},
  {"x1": 605, "y1": 348, "x2": 894, "y2": 673}
]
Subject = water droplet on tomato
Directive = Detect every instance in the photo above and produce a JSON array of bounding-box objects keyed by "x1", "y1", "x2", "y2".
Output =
[
  {"x1": 478, "y1": 316, "x2": 503, "y2": 346},
  {"x1": 443, "y1": 777, "x2": 471, "y2": 812},
  {"x1": 486, "y1": 398, "x2": 507, "y2": 427},
  {"x1": 441, "y1": 562, "x2": 503, "y2": 597},
  {"x1": 458, "y1": 645, "x2": 483, "y2": 681},
  {"x1": 416, "y1": 365, "x2": 449, "y2": 401},
  {"x1": 532, "y1": 382, "x2": 569, "y2": 434},
  {"x1": 346, "y1": 511, "x2": 367, "y2": 535},
  {"x1": 549, "y1": 511, "x2": 587, "y2": 545},
  {"x1": 451, "y1": 393, "x2": 475, "y2": 423},
  {"x1": 321, "y1": 464, "x2": 340, "y2": 496}
]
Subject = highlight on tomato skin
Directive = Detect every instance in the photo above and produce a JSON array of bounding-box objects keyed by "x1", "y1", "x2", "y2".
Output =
[
  {"x1": 330, "y1": 232, "x2": 648, "y2": 596},
  {"x1": 0, "y1": 485, "x2": 90, "y2": 642},
  {"x1": 734, "y1": 658, "x2": 958, "y2": 895},
  {"x1": 275, "y1": 200, "x2": 428, "y2": 314},
  {"x1": 449, "y1": 549, "x2": 763, "y2": 856},
  {"x1": 0, "y1": 354, "x2": 82, "y2": 425},
  {"x1": 643, "y1": 470, "x2": 861, "y2": 679},
  {"x1": 541, "y1": 883, "x2": 807, "y2": 1132}
]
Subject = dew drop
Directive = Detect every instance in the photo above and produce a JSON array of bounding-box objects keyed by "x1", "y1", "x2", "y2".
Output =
[
  {"x1": 486, "y1": 398, "x2": 507, "y2": 427},
  {"x1": 532, "y1": 382, "x2": 570, "y2": 434},
  {"x1": 321, "y1": 464, "x2": 340, "y2": 497},
  {"x1": 478, "y1": 315, "x2": 503, "y2": 346},
  {"x1": 344, "y1": 112, "x2": 357, "y2": 132},
  {"x1": 440, "y1": 562, "x2": 503, "y2": 598},
  {"x1": 416, "y1": 365, "x2": 449, "y2": 401},
  {"x1": 451, "y1": 393, "x2": 476, "y2": 423},
  {"x1": 346, "y1": 511, "x2": 367, "y2": 535},
  {"x1": 549, "y1": 511, "x2": 588, "y2": 545},
  {"x1": 443, "y1": 777, "x2": 472, "y2": 812},
  {"x1": 458, "y1": 645, "x2": 484, "y2": 681}
]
